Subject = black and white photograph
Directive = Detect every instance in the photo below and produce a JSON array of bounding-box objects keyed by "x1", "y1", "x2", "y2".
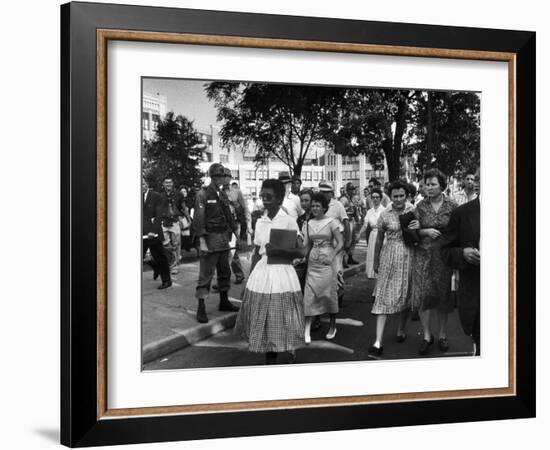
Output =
[
  {"x1": 0, "y1": 0, "x2": 542, "y2": 447},
  {"x1": 141, "y1": 77, "x2": 481, "y2": 370}
]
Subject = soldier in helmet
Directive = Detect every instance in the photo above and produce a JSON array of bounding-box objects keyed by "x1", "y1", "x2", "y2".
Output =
[{"x1": 192, "y1": 163, "x2": 240, "y2": 323}]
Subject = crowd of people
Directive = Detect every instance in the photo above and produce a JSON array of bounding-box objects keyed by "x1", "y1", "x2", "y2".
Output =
[{"x1": 143, "y1": 162, "x2": 481, "y2": 365}]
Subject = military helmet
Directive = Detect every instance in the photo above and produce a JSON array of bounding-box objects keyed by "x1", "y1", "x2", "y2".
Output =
[{"x1": 208, "y1": 163, "x2": 225, "y2": 178}]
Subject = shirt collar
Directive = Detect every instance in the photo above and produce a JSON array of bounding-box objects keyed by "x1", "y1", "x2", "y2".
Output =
[{"x1": 260, "y1": 208, "x2": 287, "y2": 222}]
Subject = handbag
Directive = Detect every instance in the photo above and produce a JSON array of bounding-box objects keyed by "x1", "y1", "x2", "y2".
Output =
[{"x1": 398, "y1": 211, "x2": 420, "y2": 246}]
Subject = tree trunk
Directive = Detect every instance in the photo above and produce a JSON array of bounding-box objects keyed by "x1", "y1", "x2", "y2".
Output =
[
  {"x1": 426, "y1": 91, "x2": 435, "y2": 160},
  {"x1": 293, "y1": 162, "x2": 303, "y2": 178},
  {"x1": 384, "y1": 97, "x2": 409, "y2": 181},
  {"x1": 383, "y1": 138, "x2": 400, "y2": 181}
]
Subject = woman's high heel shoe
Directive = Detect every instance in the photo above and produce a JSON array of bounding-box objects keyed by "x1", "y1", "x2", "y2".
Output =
[{"x1": 325, "y1": 328, "x2": 337, "y2": 340}]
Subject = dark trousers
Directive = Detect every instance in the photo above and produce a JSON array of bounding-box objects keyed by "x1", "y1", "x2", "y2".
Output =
[
  {"x1": 294, "y1": 261, "x2": 308, "y2": 293},
  {"x1": 231, "y1": 251, "x2": 245, "y2": 281},
  {"x1": 472, "y1": 311, "x2": 480, "y2": 355},
  {"x1": 235, "y1": 206, "x2": 247, "y2": 240},
  {"x1": 143, "y1": 238, "x2": 170, "y2": 283},
  {"x1": 196, "y1": 249, "x2": 231, "y2": 299}
]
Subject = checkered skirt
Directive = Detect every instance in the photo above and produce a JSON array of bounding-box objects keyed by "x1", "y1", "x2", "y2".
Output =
[{"x1": 234, "y1": 257, "x2": 305, "y2": 353}]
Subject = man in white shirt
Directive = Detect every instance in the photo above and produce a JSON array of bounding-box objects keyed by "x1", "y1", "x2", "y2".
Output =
[
  {"x1": 319, "y1": 181, "x2": 350, "y2": 306},
  {"x1": 453, "y1": 170, "x2": 478, "y2": 206},
  {"x1": 279, "y1": 171, "x2": 303, "y2": 219}
]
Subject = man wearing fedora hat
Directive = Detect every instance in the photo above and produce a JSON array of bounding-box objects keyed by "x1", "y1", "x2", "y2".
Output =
[{"x1": 279, "y1": 171, "x2": 303, "y2": 219}]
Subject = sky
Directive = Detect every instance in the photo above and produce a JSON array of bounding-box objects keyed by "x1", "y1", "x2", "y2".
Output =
[{"x1": 143, "y1": 78, "x2": 219, "y2": 131}]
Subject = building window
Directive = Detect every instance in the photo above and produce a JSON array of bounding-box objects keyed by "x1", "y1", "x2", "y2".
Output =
[
  {"x1": 220, "y1": 154, "x2": 229, "y2": 163},
  {"x1": 303, "y1": 171, "x2": 312, "y2": 181},
  {"x1": 314, "y1": 172, "x2": 320, "y2": 181},
  {"x1": 243, "y1": 155, "x2": 255, "y2": 161},
  {"x1": 142, "y1": 112, "x2": 149, "y2": 130},
  {"x1": 231, "y1": 170, "x2": 239, "y2": 179},
  {"x1": 343, "y1": 156, "x2": 358, "y2": 165},
  {"x1": 151, "y1": 114, "x2": 160, "y2": 131},
  {"x1": 245, "y1": 170, "x2": 255, "y2": 180}
]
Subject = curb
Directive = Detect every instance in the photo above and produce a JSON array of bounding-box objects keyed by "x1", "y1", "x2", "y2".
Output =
[
  {"x1": 143, "y1": 312, "x2": 238, "y2": 364},
  {"x1": 143, "y1": 261, "x2": 366, "y2": 365}
]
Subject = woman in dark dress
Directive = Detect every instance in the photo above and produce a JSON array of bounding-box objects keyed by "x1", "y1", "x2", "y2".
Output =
[{"x1": 409, "y1": 169, "x2": 458, "y2": 355}]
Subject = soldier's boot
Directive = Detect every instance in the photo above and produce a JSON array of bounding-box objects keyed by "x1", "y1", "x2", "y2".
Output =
[
  {"x1": 219, "y1": 291, "x2": 239, "y2": 312},
  {"x1": 196, "y1": 299, "x2": 209, "y2": 323}
]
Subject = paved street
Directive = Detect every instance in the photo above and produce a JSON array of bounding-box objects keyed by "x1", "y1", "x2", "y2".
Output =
[
  {"x1": 142, "y1": 243, "x2": 366, "y2": 364},
  {"x1": 143, "y1": 250, "x2": 475, "y2": 370}
]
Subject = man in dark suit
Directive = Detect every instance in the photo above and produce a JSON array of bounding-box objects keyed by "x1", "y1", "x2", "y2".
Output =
[
  {"x1": 439, "y1": 195, "x2": 480, "y2": 355},
  {"x1": 142, "y1": 178, "x2": 171, "y2": 289}
]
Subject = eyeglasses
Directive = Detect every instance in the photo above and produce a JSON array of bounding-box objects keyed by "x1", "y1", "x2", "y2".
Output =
[
  {"x1": 371, "y1": 195, "x2": 381, "y2": 200},
  {"x1": 260, "y1": 193, "x2": 274, "y2": 201}
]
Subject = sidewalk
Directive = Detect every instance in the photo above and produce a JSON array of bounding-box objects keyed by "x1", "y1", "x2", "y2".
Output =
[{"x1": 142, "y1": 246, "x2": 367, "y2": 364}]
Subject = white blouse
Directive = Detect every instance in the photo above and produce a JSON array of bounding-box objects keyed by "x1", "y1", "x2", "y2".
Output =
[
  {"x1": 365, "y1": 205, "x2": 386, "y2": 229},
  {"x1": 254, "y1": 209, "x2": 299, "y2": 256}
]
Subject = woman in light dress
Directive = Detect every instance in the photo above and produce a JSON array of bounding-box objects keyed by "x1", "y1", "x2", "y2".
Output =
[
  {"x1": 302, "y1": 193, "x2": 344, "y2": 343},
  {"x1": 234, "y1": 179, "x2": 306, "y2": 365},
  {"x1": 359, "y1": 187, "x2": 386, "y2": 284},
  {"x1": 368, "y1": 180, "x2": 415, "y2": 356}
]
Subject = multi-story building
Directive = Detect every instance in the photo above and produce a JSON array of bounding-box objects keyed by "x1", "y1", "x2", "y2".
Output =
[
  {"x1": 142, "y1": 92, "x2": 167, "y2": 141},
  {"x1": 324, "y1": 147, "x2": 387, "y2": 194},
  {"x1": 197, "y1": 125, "x2": 325, "y2": 199}
]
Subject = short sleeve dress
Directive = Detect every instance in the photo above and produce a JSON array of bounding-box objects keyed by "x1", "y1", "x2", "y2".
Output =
[
  {"x1": 410, "y1": 197, "x2": 457, "y2": 312},
  {"x1": 364, "y1": 205, "x2": 386, "y2": 279},
  {"x1": 371, "y1": 204, "x2": 414, "y2": 315},
  {"x1": 303, "y1": 218, "x2": 340, "y2": 316},
  {"x1": 234, "y1": 209, "x2": 305, "y2": 353}
]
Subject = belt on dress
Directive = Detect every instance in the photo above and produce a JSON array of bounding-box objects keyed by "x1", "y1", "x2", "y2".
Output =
[{"x1": 312, "y1": 241, "x2": 332, "y2": 248}]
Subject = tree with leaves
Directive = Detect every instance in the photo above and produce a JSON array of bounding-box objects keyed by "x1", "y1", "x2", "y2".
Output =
[
  {"x1": 409, "y1": 91, "x2": 480, "y2": 177},
  {"x1": 142, "y1": 111, "x2": 204, "y2": 192},
  {"x1": 321, "y1": 88, "x2": 419, "y2": 181},
  {"x1": 205, "y1": 81, "x2": 342, "y2": 177}
]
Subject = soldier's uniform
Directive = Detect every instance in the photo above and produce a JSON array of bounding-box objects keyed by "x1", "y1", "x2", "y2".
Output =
[{"x1": 192, "y1": 163, "x2": 240, "y2": 322}]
